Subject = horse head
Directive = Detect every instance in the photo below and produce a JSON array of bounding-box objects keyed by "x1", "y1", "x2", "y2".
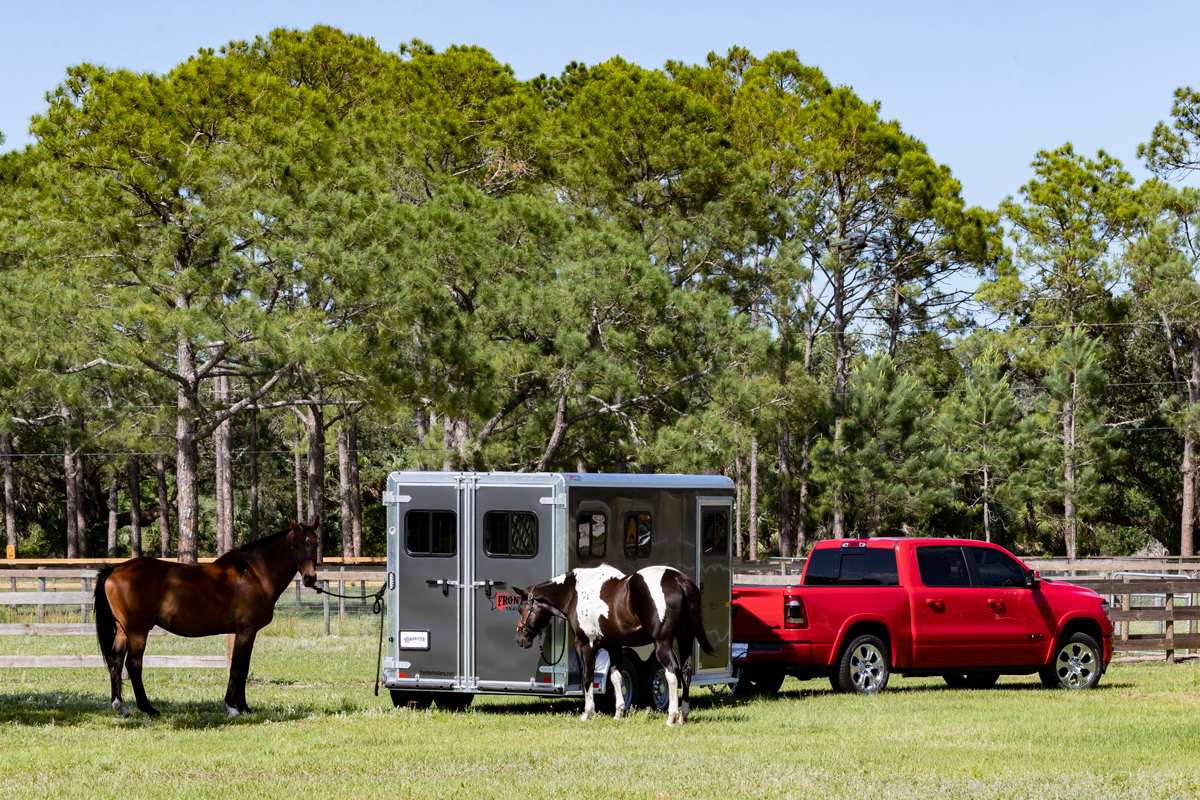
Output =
[
  {"x1": 512, "y1": 586, "x2": 556, "y2": 650},
  {"x1": 289, "y1": 518, "x2": 320, "y2": 588}
]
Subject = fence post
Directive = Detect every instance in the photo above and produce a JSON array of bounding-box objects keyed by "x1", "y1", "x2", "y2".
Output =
[
  {"x1": 1166, "y1": 591, "x2": 1175, "y2": 664},
  {"x1": 338, "y1": 566, "x2": 345, "y2": 623},
  {"x1": 1121, "y1": 575, "x2": 1130, "y2": 645},
  {"x1": 36, "y1": 570, "x2": 45, "y2": 622},
  {"x1": 322, "y1": 587, "x2": 330, "y2": 636},
  {"x1": 80, "y1": 576, "x2": 88, "y2": 623},
  {"x1": 295, "y1": 578, "x2": 301, "y2": 606}
]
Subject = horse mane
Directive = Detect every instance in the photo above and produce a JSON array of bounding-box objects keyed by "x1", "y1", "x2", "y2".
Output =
[{"x1": 234, "y1": 526, "x2": 293, "y2": 553}]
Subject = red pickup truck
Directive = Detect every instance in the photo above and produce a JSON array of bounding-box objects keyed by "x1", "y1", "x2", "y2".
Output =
[{"x1": 732, "y1": 538, "x2": 1113, "y2": 695}]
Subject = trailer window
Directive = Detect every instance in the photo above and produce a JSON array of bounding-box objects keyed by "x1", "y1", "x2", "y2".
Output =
[
  {"x1": 916, "y1": 545, "x2": 972, "y2": 587},
  {"x1": 405, "y1": 511, "x2": 456, "y2": 557},
  {"x1": 577, "y1": 513, "x2": 607, "y2": 558},
  {"x1": 701, "y1": 509, "x2": 729, "y2": 556},
  {"x1": 484, "y1": 511, "x2": 538, "y2": 558},
  {"x1": 624, "y1": 513, "x2": 652, "y2": 558}
]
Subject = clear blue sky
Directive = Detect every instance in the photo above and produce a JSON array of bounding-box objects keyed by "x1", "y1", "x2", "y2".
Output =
[{"x1": 2, "y1": 0, "x2": 1197, "y2": 209}]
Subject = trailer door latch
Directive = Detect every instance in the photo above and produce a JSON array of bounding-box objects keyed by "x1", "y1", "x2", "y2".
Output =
[
  {"x1": 473, "y1": 580, "x2": 506, "y2": 598},
  {"x1": 427, "y1": 579, "x2": 459, "y2": 597}
]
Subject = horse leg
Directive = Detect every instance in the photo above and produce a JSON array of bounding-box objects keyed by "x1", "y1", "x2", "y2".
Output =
[
  {"x1": 125, "y1": 632, "x2": 159, "y2": 717},
  {"x1": 225, "y1": 629, "x2": 258, "y2": 716},
  {"x1": 576, "y1": 639, "x2": 596, "y2": 721},
  {"x1": 105, "y1": 627, "x2": 129, "y2": 717},
  {"x1": 680, "y1": 640, "x2": 695, "y2": 724},
  {"x1": 654, "y1": 639, "x2": 681, "y2": 727},
  {"x1": 606, "y1": 646, "x2": 626, "y2": 721}
]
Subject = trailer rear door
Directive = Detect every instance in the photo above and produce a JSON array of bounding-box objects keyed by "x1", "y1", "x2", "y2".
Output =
[
  {"x1": 470, "y1": 478, "x2": 560, "y2": 691},
  {"x1": 695, "y1": 498, "x2": 733, "y2": 676}
]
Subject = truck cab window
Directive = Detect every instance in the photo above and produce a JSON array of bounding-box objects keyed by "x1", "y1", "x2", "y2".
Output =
[
  {"x1": 916, "y1": 546, "x2": 971, "y2": 587},
  {"x1": 484, "y1": 511, "x2": 538, "y2": 558},
  {"x1": 405, "y1": 510, "x2": 456, "y2": 557},
  {"x1": 966, "y1": 546, "x2": 1026, "y2": 587},
  {"x1": 624, "y1": 513, "x2": 652, "y2": 558},
  {"x1": 803, "y1": 548, "x2": 840, "y2": 585},
  {"x1": 702, "y1": 509, "x2": 729, "y2": 556},
  {"x1": 577, "y1": 513, "x2": 606, "y2": 558}
]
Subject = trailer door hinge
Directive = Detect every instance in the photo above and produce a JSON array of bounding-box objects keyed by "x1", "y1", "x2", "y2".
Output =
[
  {"x1": 383, "y1": 491, "x2": 411, "y2": 505},
  {"x1": 538, "y1": 496, "x2": 566, "y2": 507}
]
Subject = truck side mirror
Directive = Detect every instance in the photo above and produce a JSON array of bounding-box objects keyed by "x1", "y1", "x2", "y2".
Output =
[{"x1": 1024, "y1": 569, "x2": 1041, "y2": 590}]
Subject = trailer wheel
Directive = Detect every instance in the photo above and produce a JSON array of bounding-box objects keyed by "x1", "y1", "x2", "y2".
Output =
[
  {"x1": 597, "y1": 655, "x2": 640, "y2": 714},
  {"x1": 732, "y1": 666, "x2": 785, "y2": 696},
  {"x1": 433, "y1": 693, "x2": 474, "y2": 712},
  {"x1": 390, "y1": 690, "x2": 433, "y2": 709}
]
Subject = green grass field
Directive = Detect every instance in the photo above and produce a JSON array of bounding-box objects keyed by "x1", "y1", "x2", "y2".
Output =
[{"x1": 2, "y1": 625, "x2": 1199, "y2": 799}]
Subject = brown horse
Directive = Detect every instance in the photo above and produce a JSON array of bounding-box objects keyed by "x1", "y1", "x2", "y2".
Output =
[
  {"x1": 94, "y1": 519, "x2": 319, "y2": 717},
  {"x1": 513, "y1": 565, "x2": 713, "y2": 726}
]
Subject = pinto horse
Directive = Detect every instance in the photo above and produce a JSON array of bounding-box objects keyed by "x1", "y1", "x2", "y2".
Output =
[
  {"x1": 93, "y1": 519, "x2": 319, "y2": 717},
  {"x1": 513, "y1": 565, "x2": 714, "y2": 726}
]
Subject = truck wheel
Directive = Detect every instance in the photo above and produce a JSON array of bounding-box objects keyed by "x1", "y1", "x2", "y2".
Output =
[
  {"x1": 390, "y1": 690, "x2": 433, "y2": 709},
  {"x1": 433, "y1": 693, "x2": 474, "y2": 712},
  {"x1": 943, "y1": 673, "x2": 999, "y2": 689},
  {"x1": 732, "y1": 666, "x2": 785, "y2": 696},
  {"x1": 1040, "y1": 632, "x2": 1102, "y2": 690},
  {"x1": 836, "y1": 634, "x2": 890, "y2": 695}
]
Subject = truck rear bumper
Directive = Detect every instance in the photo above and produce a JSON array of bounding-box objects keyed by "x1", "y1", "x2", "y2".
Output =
[{"x1": 733, "y1": 642, "x2": 813, "y2": 665}]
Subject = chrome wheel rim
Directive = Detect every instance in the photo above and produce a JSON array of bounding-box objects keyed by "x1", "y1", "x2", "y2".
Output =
[
  {"x1": 849, "y1": 643, "x2": 886, "y2": 692},
  {"x1": 1055, "y1": 642, "x2": 1097, "y2": 688}
]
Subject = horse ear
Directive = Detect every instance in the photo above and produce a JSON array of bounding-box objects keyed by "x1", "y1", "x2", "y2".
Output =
[
  {"x1": 288, "y1": 519, "x2": 298, "y2": 530},
  {"x1": 513, "y1": 587, "x2": 528, "y2": 600},
  {"x1": 307, "y1": 516, "x2": 320, "y2": 530}
]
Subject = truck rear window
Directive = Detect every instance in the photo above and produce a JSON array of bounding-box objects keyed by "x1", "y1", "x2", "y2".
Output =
[{"x1": 803, "y1": 547, "x2": 899, "y2": 586}]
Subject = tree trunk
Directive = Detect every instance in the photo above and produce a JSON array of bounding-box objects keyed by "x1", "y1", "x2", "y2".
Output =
[
  {"x1": 1184, "y1": 332, "x2": 1200, "y2": 557},
  {"x1": 338, "y1": 421, "x2": 352, "y2": 559},
  {"x1": 128, "y1": 457, "x2": 142, "y2": 557},
  {"x1": 442, "y1": 415, "x2": 455, "y2": 472},
  {"x1": 214, "y1": 375, "x2": 233, "y2": 554},
  {"x1": 63, "y1": 410, "x2": 78, "y2": 559},
  {"x1": 349, "y1": 415, "x2": 362, "y2": 557},
  {"x1": 796, "y1": 433, "x2": 811, "y2": 554},
  {"x1": 107, "y1": 474, "x2": 119, "y2": 559},
  {"x1": 778, "y1": 425, "x2": 793, "y2": 557},
  {"x1": 1063, "y1": 394, "x2": 1077, "y2": 560},
  {"x1": 303, "y1": 394, "x2": 325, "y2": 561},
  {"x1": 156, "y1": 454, "x2": 171, "y2": 558},
  {"x1": 293, "y1": 431, "x2": 305, "y2": 523},
  {"x1": 74, "y1": 414, "x2": 87, "y2": 558},
  {"x1": 2, "y1": 432, "x2": 15, "y2": 555},
  {"x1": 734, "y1": 451, "x2": 743, "y2": 560},
  {"x1": 537, "y1": 383, "x2": 570, "y2": 472},
  {"x1": 749, "y1": 438, "x2": 759, "y2": 561},
  {"x1": 831, "y1": 212, "x2": 849, "y2": 541},
  {"x1": 249, "y1": 403, "x2": 259, "y2": 541},
  {"x1": 175, "y1": 331, "x2": 200, "y2": 564}
]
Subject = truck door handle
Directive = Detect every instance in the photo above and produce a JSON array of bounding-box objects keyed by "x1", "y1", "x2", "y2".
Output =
[
  {"x1": 926, "y1": 599, "x2": 945, "y2": 613},
  {"x1": 987, "y1": 598, "x2": 1006, "y2": 613}
]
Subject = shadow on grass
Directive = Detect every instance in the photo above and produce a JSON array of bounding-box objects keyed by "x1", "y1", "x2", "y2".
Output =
[{"x1": 0, "y1": 690, "x2": 332, "y2": 729}]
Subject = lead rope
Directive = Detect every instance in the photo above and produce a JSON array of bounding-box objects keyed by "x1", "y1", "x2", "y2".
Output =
[{"x1": 314, "y1": 581, "x2": 388, "y2": 696}]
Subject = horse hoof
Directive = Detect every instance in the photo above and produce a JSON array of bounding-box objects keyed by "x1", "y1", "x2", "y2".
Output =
[
  {"x1": 111, "y1": 700, "x2": 130, "y2": 718},
  {"x1": 141, "y1": 706, "x2": 160, "y2": 718},
  {"x1": 226, "y1": 705, "x2": 241, "y2": 718}
]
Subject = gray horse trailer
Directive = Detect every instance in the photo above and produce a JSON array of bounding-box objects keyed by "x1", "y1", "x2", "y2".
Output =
[{"x1": 381, "y1": 472, "x2": 735, "y2": 708}]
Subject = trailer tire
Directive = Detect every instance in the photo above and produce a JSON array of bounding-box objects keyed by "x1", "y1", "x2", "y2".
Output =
[
  {"x1": 390, "y1": 690, "x2": 433, "y2": 709},
  {"x1": 732, "y1": 666, "x2": 785, "y2": 696},
  {"x1": 434, "y1": 693, "x2": 474, "y2": 712},
  {"x1": 597, "y1": 655, "x2": 640, "y2": 714}
]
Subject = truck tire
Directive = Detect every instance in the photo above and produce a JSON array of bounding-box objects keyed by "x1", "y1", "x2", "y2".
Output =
[
  {"x1": 943, "y1": 673, "x2": 999, "y2": 690},
  {"x1": 732, "y1": 666, "x2": 785, "y2": 696},
  {"x1": 390, "y1": 690, "x2": 433, "y2": 709},
  {"x1": 1040, "y1": 631, "x2": 1103, "y2": 690},
  {"x1": 835, "y1": 634, "x2": 890, "y2": 695}
]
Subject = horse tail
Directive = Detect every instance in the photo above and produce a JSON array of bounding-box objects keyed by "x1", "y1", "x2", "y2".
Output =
[
  {"x1": 679, "y1": 574, "x2": 715, "y2": 655},
  {"x1": 94, "y1": 566, "x2": 117, "y2": 657}
]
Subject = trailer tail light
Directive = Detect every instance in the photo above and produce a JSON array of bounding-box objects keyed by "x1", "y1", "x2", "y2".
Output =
[{"x1": 784, "y1": 595, "x2": 807, "y2": 629}]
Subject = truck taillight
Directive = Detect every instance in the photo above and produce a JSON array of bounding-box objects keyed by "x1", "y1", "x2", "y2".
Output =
[{"x1": 784, "y1": 596, "x2": 807, "y2": 628}]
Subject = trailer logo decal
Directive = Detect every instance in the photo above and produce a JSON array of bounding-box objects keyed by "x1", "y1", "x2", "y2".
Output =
[
  {"x1": 494, "y1": 591, "x2": 522, "y2": 612},
  {"x1": 399, "y1": 630, "x2": 430, "y2": 650}
]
